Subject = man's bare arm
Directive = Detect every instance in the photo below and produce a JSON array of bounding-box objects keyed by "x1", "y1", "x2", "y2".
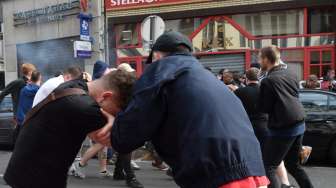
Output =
[{"x1": 89, "y1": 109, "x2": 115, "y2": 146}]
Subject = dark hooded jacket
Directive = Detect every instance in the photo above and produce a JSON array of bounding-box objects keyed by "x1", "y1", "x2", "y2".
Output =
[{"x1": 111, "y1": 53, "x2": 265, "y2": 188}]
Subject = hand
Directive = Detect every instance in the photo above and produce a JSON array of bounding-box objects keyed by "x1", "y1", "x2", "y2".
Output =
[{"x1": 91, "y1": 109, "x2": 115, "y2": 146}]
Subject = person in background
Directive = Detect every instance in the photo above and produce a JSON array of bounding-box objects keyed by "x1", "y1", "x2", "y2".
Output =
[
  {"x1": 258, "y1": 45, "x2": 313, "y2": 188},
  {"x1": 222, "y1": 71, "x2": 239, "y2": 91},
  {"x1": 302, "y1": 75, "x2": 321, "y2": 89},
  {"x1": 254, "y1": 59, "x2": 295, "y2": 188},
  {"x1": 0, "y1": 63, "x2": 36, "y2": 117},
  {"x1": 321, "y1": 69, "x2": 336, "y2": 92},
  {"x1": 232, "y1": 71, "x2": 246, "y2": 88},
  {"x1": 217, "y1": 68, "x2": 229, "y2": 80},
  {"x1": 234, "y1": 68, "x2": 268, "y2": 148},
  {"x1": 69, "y1": 61, "x2": 113, "y2": 179},
  {"x1": 112, "y1": 63, "x2": 144, "y2": 188},
  {"x1": 32, "y1": 66, "x2": 83, "y2": 107},
  {"x1": 16, "y1": 71, "x2": 42, "y2": 137}
]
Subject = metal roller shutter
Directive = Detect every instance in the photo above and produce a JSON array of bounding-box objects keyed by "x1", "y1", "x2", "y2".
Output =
[
  {"x1": 198, "y1": 53, "x2": 246, "y2": 74},
  {"x1": 17, "y1": 37, "x2": 85, "y2": 80}
]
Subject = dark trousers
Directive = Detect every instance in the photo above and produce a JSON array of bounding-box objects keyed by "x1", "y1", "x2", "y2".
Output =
[
  {"x1": 114, "y1": 153, "x2": 135, "y2": 179},
  {"x1": 263, "y1": 135, "x2": 314, "y2": 188}
]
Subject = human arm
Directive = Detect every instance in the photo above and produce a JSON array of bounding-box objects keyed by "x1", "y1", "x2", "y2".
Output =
[
  {"x1": 258, "y1": 79, "x2": 276, "y2": 113},
  {"x1": 94, "y1": 91, "x2": 166, "y2": 154},
  {"x1": 0, "y1": 80, "x2": 19, "y2": 103},
  {"x1": 89, "y1": 109, "x2": 114, "y2": 146}
]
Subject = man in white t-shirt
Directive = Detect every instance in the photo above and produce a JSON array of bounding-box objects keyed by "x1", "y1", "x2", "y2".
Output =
[{"x1": 32, "y1": 66, "x2": 83, "y2": 107}]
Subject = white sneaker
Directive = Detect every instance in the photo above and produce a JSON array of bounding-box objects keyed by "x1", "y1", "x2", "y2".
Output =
[
  {"x1": 131, "y1": 160, "x2": 140, "y2": 170},
  {"x1": 69, "y1": 161, "x2": 86, "y2": 179},
  {"x1": 99, "y1": 170, "x2": 113, "y2": 178}
]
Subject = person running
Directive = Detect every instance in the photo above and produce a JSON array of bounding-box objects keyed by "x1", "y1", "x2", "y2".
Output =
[
  {"x1": 258, "y1": 45, "x2": 314, "y2": 188},
  {"x1": 69, "y1": 61, "x2": 112, "y2": 179},
  {"x1": 70, "y1": 142, "x2": 112, "y2": 178},
  {"x1": 94, "y1": 31, "x2": 269, "y2": 188},
  {"x1": 16, "y1": 71, "x2": 42, "y2": 130},
  {"x1": 4, "y1": 69, "x2": 136, "y2": 188}
]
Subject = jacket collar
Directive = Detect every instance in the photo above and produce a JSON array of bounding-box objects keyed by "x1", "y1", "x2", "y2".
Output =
[
  {"x1": 268, "y1": 65, "x2": 283, "y2": 75},
  {"x1": 134, "y1": 53, "x2": 198, "y2": 95}
]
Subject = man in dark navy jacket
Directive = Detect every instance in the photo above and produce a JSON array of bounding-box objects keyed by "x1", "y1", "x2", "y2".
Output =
[{"x1": 95, "y1": 32, "x2": 268, "y2": 188}]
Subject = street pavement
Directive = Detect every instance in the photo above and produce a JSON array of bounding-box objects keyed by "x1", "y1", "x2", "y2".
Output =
[{"x1": 1, "y1": 151, "x2": 336, "y2": 188}]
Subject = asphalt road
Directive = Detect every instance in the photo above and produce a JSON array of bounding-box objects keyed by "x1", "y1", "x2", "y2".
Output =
[{"x1": 0, "y1": 151, "x2": 336, "y2": 188}]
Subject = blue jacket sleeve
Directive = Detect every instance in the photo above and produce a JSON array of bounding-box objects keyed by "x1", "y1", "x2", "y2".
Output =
[{"x1": 111, "y1": 91, "x2": 166, "y2": 154}]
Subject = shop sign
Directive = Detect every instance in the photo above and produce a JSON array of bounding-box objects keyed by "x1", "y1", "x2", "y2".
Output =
[
  {"x1": 74, "y1": 41, "x2": 92, "y2": 58},
  {"x1": 105, "y1": 0, "x2": 211, "y2": 10},
  {"x1": 13, "y1": 0, "x2": 80, "y2": 26}
]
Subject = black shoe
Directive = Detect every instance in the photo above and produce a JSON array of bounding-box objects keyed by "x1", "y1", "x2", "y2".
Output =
[
  {"x1": 166, "y1": 168, "x2": 173, "y2": 177},
  {"x1": 113, "y1": 171, "x2": 126, "y2": 180},
  {"x1": 126, "y1": 178, "x2": 144, "y2": 188}
]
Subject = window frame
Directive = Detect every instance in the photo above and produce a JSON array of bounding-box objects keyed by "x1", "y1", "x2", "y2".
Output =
[{"x1": 115, "y1": 23, "x2": 142, "y2": 49}]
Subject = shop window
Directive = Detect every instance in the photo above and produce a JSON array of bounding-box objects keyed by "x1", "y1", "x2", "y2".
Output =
[
  {"x1": 192, "y1": 18, "x2": 248, "y2": 52},
  {"x1": 231, "y1": 10, "x2": 304, "y2": 37},
  {"x1": 309, "y1": 8, "x2": 334, "y2": 34},
  {"x1": 165, "y1": 18, "x2": 202, "y2": 37},
  {"x1": 115, "y1": 24, "x2": 140, "y2": 47},
  {"x1": 281, "y1": 50, "x2": 304, "y2": 80},
  {"x1": 308, "y1": 49, "x2": 334, "y2": 78}
]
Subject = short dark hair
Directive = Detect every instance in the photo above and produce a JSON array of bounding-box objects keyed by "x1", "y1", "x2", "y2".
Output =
[
  {"x1": 101, "y1": 69, "x2": 136, "y2": 110},
  {"x1": 63, "y1": 66, "x2": 82, "y2": 79},
  {"x1": 245, "y1": 68, "x2": 259, "y2": 81},
  {"x1": 260, "y1": 45, "x2": 280, "y2": 64},
  {"x1": 218, "y1": 68, "x2": 229, "y2": 75},
  {"x1": 30, "y1": 71, "x2": 41, "y2": 83}
]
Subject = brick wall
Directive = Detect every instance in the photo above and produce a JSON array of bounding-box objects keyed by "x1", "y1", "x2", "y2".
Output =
[{"x1": 106, "y1": 0, "x2": 292, "y2": 18}]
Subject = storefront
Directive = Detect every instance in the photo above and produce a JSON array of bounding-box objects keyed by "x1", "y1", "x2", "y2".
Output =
[
  {"x1": 1, "y1": 0, "x2": 104, "y2": 85},
  {"x1": 106, "y1": 0, "x2": 335, "y2": 80}
]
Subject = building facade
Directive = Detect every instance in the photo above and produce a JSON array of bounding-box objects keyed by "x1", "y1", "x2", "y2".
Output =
[
  {"x1": 1, "y1": 0, "x2": 105, "y2": 88},
  {"x1": 106, "y1": 0, "x2": 335, "y2": 80}
]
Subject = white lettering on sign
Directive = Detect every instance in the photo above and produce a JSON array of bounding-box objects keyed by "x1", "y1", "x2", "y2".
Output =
[
  {"x1": 109, "y1": 0, "x2": 160, "y2": 6},
  {"x1": 105, "y1": 0, "x2": 209, "y2": 10}
]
